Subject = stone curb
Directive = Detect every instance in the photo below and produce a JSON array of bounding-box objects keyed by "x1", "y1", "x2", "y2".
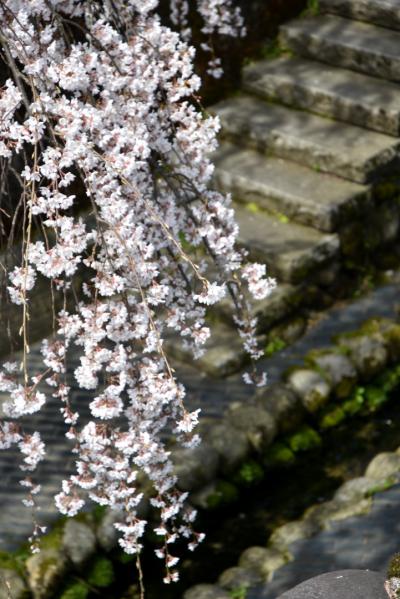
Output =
[
  {"x1": 172, "y1": 316, "x2": 400, "y2": 511},
  {"x1": 183, "y1": 448, "x2": 400, "y2": 598}
]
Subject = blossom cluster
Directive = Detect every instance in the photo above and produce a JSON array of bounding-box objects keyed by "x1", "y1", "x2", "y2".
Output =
[{"x1": 0, "y1": 0, "x2": 275, "y2": 580}]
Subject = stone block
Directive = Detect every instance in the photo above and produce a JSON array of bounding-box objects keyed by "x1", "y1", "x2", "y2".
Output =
[{"x1": 286, "y1": 368, "x2": 331, "y2": 413}]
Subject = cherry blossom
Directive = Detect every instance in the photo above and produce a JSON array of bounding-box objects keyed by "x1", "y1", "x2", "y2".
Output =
[{"x1": 0, "y1": 0, "x2": 275, "y2": 585}]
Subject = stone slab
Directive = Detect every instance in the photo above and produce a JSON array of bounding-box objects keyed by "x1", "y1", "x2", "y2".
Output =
[
  {"x1": 276, "y1": 570, "x2": 387, "y2": 599},
  {"x1": 320, "y1": 0, "x2": 400, "y2": 32},
  {"x1": 243, "y1": 56, "x2": 400, "y2": 136},
  {"x1": 281, "y1": 15, "x2": 400, "y2": 84},
  {"x1": 234, "y1": 203, "x2": 340, "y2": 283},
  {"x1": 211, "y1": 95, "x2": 400, "y2": 183},
  {"x1": 213, "y1": 142, "x2": 370, "y2": 232}
]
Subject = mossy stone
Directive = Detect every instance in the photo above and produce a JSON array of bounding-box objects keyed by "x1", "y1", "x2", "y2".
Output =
[
  {"x1": 206, "y1": 481, "x2": 239, "y2": 509},
  {"x1": 234, "y1": 460, "x2": 264, "y2": 487},
  {"x1": 59, "y1": 582, "x2": 89, "y2": 599},
  {"x1": 287, "y1": 426, "x2": 322, "y2": 453},
  {"x1": 387, "y1": 553, "x2": 400, "y2": 579},
  {"x1": 87, "y1": 557, "x2": 114, "y2": 588},
  {"x1": 264, "y1": 442, "x2": 296, "y2": 468},
  {"x1": 365, "y1": 385, "x2": 388, "y2": 413},
  {"x1": 319, "y1": 406, "x2": 346, "y2": 430},
  {"x1": 342, "y1": 392, "x2": 365, "y2": 416}
]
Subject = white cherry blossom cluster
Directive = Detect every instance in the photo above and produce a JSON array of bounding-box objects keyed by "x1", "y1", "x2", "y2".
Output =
[
  {"x1": 0, "y1": 0, "x2": 274, "y2": 581},
  {"x1": 170, "y1": 0, "x2": 245, "y2": 77}
]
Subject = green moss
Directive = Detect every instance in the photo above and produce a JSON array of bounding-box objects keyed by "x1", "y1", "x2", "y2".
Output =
[
  {"x1": 305, "y1": 0, "x2": 319, "y2": 16},
  {"x1": 287, "y1": 426, "x2": 322, "y2": 453},
  {"x1": 206, "y1": 481, "x2": 239, "y2": 509},
  {"x1": 87, "y1": 557, "x2": 115, "y2": 588},
  {"x1": 246, "y1": 202, "x2": 260, "y2": 214},
  {"x1": 38, "y1": 523, "x2": 64, "y2": 552},
  {"x1": 265, "y1": 337, "x2": 286, "y2": 357},
  {"x1": 366, "y1": 476, "x2": 396, "y2": 498},
  {"x1": 264, "y1": 442, "x2": 295, "y2": 467},
  {"x1": 365, "y1": 385, "x2": 388, "y2": 413},
  {"x1": 376, "y1": 365, "x2": 400, "y2": 393},
  {"x1": 259, "y1": 40, "x2": 284, "y2": 60},
  {"x1": 342, "y1": 391, "x2": 365, "y2": 416},
  {"x1": 387, "y1": 553, "x2": 400, "y2": 579},
  {"x1": 234, "y1": 460, "x2": 264, "y2": 486},
  {"x1": 92, "y1": 505, "x2": 107, "y2": 525},
  {"x1": 115, "y1": 551, "x2": 136, "y2": 565},
  {"x1": 0, "y1": 551, "x2": 19, "y2": 572},
  {"x1": 276, "y1": 212, "x2": 289, "y2": 224},
  {"x1": 229, "y1": 586, "x2": 248, "y2": 599},
  {"x1": 319, "y1": 406, "x2": 346, "y2": 430},
  {"x1": 60, "y1": 582, "x2": 89, "y2": 599}
]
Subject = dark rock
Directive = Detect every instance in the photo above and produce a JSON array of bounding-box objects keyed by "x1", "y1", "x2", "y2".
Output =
[
  {"x1": 227, "y1": 403, "x2": 277, "y2": 451},
  {"x1": 183, "y1": 584, "x2": 230, "y2": 599},
  {"x1": 286, "y1": 368, "x2": 331, "y2": 413},
  {"x1": 276, "y1": 569, "x2": 387, "y2": 599},
  {"x1": 257, "y1": 383, "x2": 304, "y2": 433},
  {"x1": 62, "y1": 519, "x2": 97, "y2": 567},
  {"x1": 205, "y1": 422, "x2": 249, "y2": 473},
  {"x1": 173, "y1": 444, "x2": 219, "y2": 491}
]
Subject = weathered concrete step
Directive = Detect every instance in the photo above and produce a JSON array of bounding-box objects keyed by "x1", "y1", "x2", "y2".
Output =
[
  {"x1": 234, "y1": 202, "x2": 340, "y2": 283},
  {"x1": 214, "y1": 143, "x2": 370, "y2": 232},
  {"x1": 212, "y1": 95, "x2": 400, "y2": 184},
  {"x1": 243, "y1": 56, "x2": 400, "y2": 136},
  {"x1": 320, "y1": 0, "x2": 400, "y2": 31},
  {"x1": 280, "y1": 15, "x2": 400, "y2": 83}
]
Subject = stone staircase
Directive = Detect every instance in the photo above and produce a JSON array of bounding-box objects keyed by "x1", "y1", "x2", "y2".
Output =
[{"x1": 204, "y1": 0, "x2": 400, "y2": 375}]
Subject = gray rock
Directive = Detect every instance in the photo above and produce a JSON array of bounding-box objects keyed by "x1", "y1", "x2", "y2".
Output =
[
  {"x1": 167, "y1": 323, "x2": 245, "y2": 378},
  {"x1": 257, "y1": 383, "x2": 304, "y2": 434},
  {"x1": 243, "y1": 55, "x2": 400, "y2": 136},
  {"x1": 304, "y1": 498, "x2": 372, "y2": 529},
  {"x1": 227, "y1": 403, "x2": 277, "y2": 451},
  {"x1": 173, "y1": 444, "x2": 219, "y2": 491},
  {"x1": 286, "y1": 368, "x2": 331, "y2": 413},
  {"x1": 276, "y1": 569, "x2": 388, "y2": 599},
  {"x1": 197, "y1": 324, "x2": 246, "y2": 377},
  {"x1": 212, "y1": 93, "x2": 400, "y2": 184},
  {"x1": 218, "y1": 566, "x2": 261, "y2": 590},
  {"x1": 334, "y1": 476, "x2": 377, "y2": 503},
  {"x1": 62, "y1": 519, "x2": 96, "y2": 567},
  {"x1": 309, "y1": 351, "x2": 357, "y2": 398},
  {"x1": 337, "y1": 333, "x2": 388, "y2": 380},
  {"x1": 0, "y1": 568, "x2": 27, "y2": 599},
  {"x1": 269, "y1": 519, "x2": 319, "y2": 551},
  {"x1": 234, "y1": 203, "x2": 339, "y2": 284},
  {"x1": 320, "y1": 0, "x2": 400, "y2": 32},
  {"x1": 26, "y1": 548, "x2": 68, "y2": 599},
  {"x1": 250, "y1": 284, "x2": 301, "y2": 333},
  {"x1": 97, "y1": 509, "x2": 124, "y2": 552},
  {"x1": 183, "y1": 584, "x2": 230, "y2": 599},
  {"x1": 205, "y1": 423, "x2": 249, "y2": 473},
  {"x1": 238, "y1": 546, "x2": 288, "y2": 579},
  {"x1": 214, "y1": 142, "x2": 368, "y2": 232},
  {"x1": 281, "y1": 15, "x2": 400, "y2": 88},
  {"x1": 365, "y1": 452, "x2": 400, "y2": 480}
]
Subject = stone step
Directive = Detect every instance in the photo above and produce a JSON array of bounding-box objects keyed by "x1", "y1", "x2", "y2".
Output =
[
  {"x1": 320, "y1": 0, "x2": 400, "y2": 31},
  {"x1": 234, "y1": 202, "x2": 340, "y2": 284},
  {"x1": 211, "y1": 95, "x2": 400, "y2": 184},
  {"x1": 280, "y1": 15, "x2": 400, "y2": 83},
  {"x1": 243, "y1": 56, "x2": 400, "y2": 136},
  {"x1": 214, "y1": 143, "x2": 370, "y2": 232}
]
